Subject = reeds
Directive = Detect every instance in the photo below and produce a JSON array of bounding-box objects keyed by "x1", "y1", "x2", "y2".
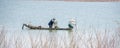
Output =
[
  {"x1": 0, "y1": 26, "x2": 7, "y2": 48},
  {"x1": 0, "y1": 26, "x2": 120, "y2": 48}
]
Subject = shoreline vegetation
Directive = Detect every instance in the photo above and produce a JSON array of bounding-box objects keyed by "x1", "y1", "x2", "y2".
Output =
[{"x1": 0, "y1": 24, "x2": 120, "y2": 48}]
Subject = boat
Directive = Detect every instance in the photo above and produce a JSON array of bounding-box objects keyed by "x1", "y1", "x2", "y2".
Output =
[{"x1": 22, "y1": 24, "x2": 72, "y2": 30}]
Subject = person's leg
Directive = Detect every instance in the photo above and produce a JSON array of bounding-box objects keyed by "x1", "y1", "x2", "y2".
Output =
[
  {"x1": 22, "y1": 24, "x2": 25, "y2": 29},
  {"x1": 49, "y1": 25, "x2": 52, "y2": 28},
  {"x1": 55, "y1": 26, "x2": 58, "y2": 28},
  {"x1": 22, "y1": 24, "x2": 28, "y2": 29}
]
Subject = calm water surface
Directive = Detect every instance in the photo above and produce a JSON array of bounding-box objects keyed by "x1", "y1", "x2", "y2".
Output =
[{"x1": 0, "y1": 1, "x2": 120, "y2": 48}]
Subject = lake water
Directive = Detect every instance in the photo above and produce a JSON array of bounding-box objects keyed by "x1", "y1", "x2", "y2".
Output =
[{"x1": 0, "y1": 1, "x2": 120, "y2": 48}]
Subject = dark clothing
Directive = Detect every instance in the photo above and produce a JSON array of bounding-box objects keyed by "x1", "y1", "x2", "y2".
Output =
[
  {"x1": 68, "y1": 24, "x2": 73, "y2": 28},
  {"x1": 48, "y1": 20, "x2": 54, "y2": 28}
]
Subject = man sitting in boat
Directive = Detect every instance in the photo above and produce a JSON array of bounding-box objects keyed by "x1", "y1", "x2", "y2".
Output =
[
  {"x1": 48, "y1": 18, "x2": 57, "y2": 28},
  {"x1": 68, "y1": 19, "x2": 76, "y2": 29},
  {"x1": 22, "y1": 24, "x2": 42, "y2": 29},
  {"x1": 22, "y1": 22, "x2": 42, "y2": 29}
]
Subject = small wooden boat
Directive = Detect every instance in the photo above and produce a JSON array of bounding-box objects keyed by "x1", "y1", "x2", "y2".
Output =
[{"x1": 22, "y1": 24, "x2": 72, "y2": 30}]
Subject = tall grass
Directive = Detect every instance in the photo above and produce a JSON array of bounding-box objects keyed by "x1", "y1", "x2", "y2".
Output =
[
  {"x1": 0, "y1": 26, "x2": 120, "y2": 48},
  {"x1": 0, "y1": 26, "x2": 7, "y2": 48}
]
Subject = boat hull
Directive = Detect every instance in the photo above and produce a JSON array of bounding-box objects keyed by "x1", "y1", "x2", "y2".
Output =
[
  {"x1": 30, "y1": 28, "x2": 72, "y2": 30},
  {"x1": 22, "y1": 24, "x2": 72, "y2": 30}
]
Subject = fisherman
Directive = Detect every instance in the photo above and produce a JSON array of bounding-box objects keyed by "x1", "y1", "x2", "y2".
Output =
[
  {"x1": 53, "y1": 19, "x2": 58, "y2": 28},
  {"x1": 48, "y1": 18, "x2": 56, "y2": 28},
  {"x1": 68, "y1": 19, "x2": 76, "y2": 29}
]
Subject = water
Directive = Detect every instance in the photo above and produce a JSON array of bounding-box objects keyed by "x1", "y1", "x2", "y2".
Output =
[{"x1": 0, "y1": 1, "x2": 120, "y2": 48}]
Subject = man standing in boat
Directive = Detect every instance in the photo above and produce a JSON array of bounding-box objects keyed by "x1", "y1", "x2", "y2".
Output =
[{"x1": 48, "y1": 18, "x2": 57, "y2": 28}]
